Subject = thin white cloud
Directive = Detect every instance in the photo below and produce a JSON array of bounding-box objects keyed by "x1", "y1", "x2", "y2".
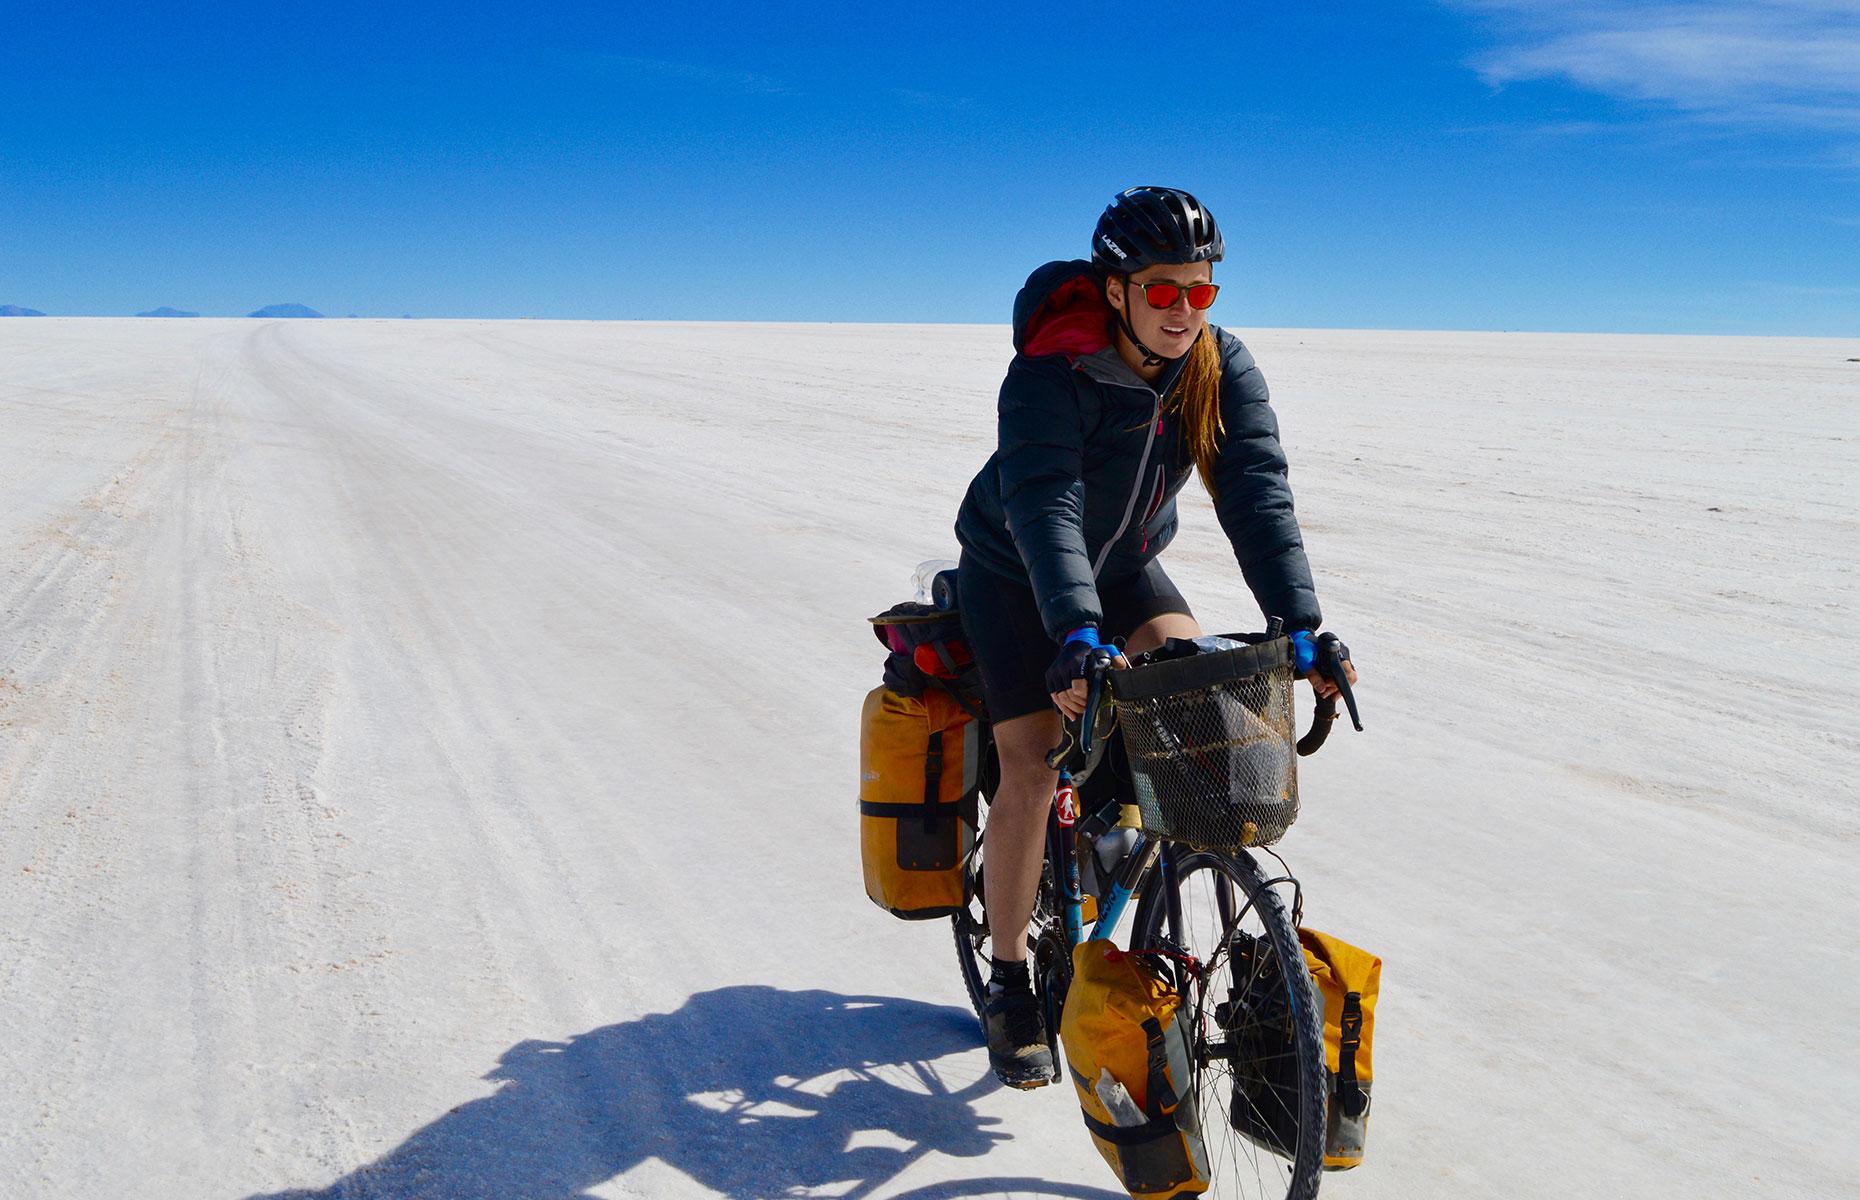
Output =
[
  {"x1": 591, "y1": 54, "x2": 795, "y2": 96},
  {"x1": 1453, "y1": 2, "x2": 1860, "y2": 127}
]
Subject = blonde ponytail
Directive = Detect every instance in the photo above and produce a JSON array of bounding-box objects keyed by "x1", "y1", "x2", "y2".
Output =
[{"x1": 1170, "y1": 329, "x2": 1225, "y2": 496}]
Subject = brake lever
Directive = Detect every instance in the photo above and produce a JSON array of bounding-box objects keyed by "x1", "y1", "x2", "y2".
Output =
[
  {"x1": 1045, "y1": 647, "x2": 1119, "y2": 772},
  {"x1": 1316, "y1": 632, "x2": 1362, "y2": 731},
  {"x1": 1078, "y1": 647, "x2": 1117, "y2": 758}
]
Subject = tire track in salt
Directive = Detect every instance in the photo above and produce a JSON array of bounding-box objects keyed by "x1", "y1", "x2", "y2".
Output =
[
  {"x1": 0, "y1": 335, "x2": 246, "y2": 1183},
  {"x1": 237, "y1": 324, "x2": 667, "y2": 1010}
]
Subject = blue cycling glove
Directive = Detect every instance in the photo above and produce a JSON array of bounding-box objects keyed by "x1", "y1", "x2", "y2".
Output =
[
  {"x1": 1045, "y1": 627, "x2": 1108, "y2": 695},
  {"x1": 1290, "y1": 630, "x2": 1318, "y2": 674},
  {"x1": 1292, "y1": 630, "x2": 1353, "y2": 678}
]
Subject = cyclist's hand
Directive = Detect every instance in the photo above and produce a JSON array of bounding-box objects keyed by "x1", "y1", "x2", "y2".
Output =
[
  {"x1": 1046, "y1": 629, "x2": 1128, "y2": 718},
  {"x1": 1305, "y1": 659, "x2": 1357, "y2": 700},
  {"x1": 1292, "y1": 630, "x2": 1357, "y2": 701},
  {"x1": 1052, "y1": 667, "x2": 1130, "y2": 718}
]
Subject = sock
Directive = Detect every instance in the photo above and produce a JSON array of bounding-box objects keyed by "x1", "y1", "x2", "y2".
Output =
[{"x1": 988, "y1": 956, "x2": 1031, "y2": 997}]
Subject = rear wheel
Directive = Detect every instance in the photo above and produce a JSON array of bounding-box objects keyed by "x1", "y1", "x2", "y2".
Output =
[
  {"x1": 951, "y1": 825, "x2": 992, "y2": 1020},
  {"x1": 1131, "y1": 848, "x2": 1326, "y2": 1200}
]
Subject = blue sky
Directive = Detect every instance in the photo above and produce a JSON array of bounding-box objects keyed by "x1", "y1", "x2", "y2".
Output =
[{"x1": 3, "y1": 1, "x2": 1857, "y2": 333}]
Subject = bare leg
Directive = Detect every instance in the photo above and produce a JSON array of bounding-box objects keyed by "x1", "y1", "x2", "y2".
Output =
[
  {"x1": 1123, "y1": 611, "x2": 1202, "y2": 656},
  {"x1": 982, "y1": 708, "x2": 1062, "y2": 964},
  {"x1": 981, "y1": 612, "x2": 1199, "y2": 962}
]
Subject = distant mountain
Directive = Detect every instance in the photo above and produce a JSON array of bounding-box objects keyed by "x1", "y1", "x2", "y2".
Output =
[
  {"x1": 248, "y1": 303, "x2": 323, "y2": 318},
  {"x1": 0, "y1": 304, "x2": 46, "y2": 316},
  {"x1": 137, "y1": 306, "x2": 199, "y2": 318}
]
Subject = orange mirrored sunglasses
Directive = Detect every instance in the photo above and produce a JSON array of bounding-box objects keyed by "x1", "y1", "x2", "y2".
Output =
[{"x1": 1129, "y1": 281, "x2": 1220, "y2": 310}]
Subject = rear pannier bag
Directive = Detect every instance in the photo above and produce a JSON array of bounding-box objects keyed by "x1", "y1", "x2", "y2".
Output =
[
  {"x1": 858, "y1": 684, "x2": 979, "y2": 918},
  {"x1": 859, "y1": 601, "x2": 986, "y2": 920},
  {"x1": 1227, "y1": 926, "x2": 1380, "y2": 1171},
  {"x1": 1060, "y1": 940, "x2": 1211, "y2": 1198}
]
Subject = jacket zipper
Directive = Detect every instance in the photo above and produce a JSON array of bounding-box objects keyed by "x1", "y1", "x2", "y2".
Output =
[
  {"x1": 1091, "y1": 401, "x2": 1162, "y2": 579},
  {"x1": 1138, "y1": 462, "x2": 1166, "y2": 553}
]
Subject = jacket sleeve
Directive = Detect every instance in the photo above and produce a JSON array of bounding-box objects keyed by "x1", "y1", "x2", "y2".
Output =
[
  {"x1": 996, "y1": 356, "x2": 1103, "y2": 641},
  {"x1": 1209, "y1": 334, "x2": 1323, "y2": 631}
]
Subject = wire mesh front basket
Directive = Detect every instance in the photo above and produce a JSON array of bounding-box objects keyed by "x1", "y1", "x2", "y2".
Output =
[{"x1": 1107, "y1": 637, "x2": 1299, "y2": 850}]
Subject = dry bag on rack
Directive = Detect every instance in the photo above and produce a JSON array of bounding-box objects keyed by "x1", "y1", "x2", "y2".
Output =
[
  {"x1": 1228, "y1": 925, "x2": 1380, "y2": 1171},
  {"x1": 859, "y1": 602, "x2": 986, "y2": 920},
  {"x1": 1301, "y1": 927, "x2": 1380, "y2": 1170},
  {"x1": 1060, "y1": 940, "x2": 1211, "y2": 1199}
]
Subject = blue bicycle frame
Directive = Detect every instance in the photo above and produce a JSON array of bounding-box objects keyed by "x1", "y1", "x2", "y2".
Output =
[{"x1": 1050, "y1": 788, "x2": 1167, "y2": 944}]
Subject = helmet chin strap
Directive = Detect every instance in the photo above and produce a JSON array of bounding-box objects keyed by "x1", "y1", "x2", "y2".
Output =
[{"x1": 1113, "y1": 283, "x2": 1178, "y2": 369}]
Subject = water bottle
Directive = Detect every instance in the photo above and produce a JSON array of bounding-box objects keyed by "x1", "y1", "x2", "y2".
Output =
[
  {"x1": 1095, "y1": 1069, "x2": 1147, "y2": 1127},
  {"x1": 1093, "y1": 825, "x2": 1141, "y2": 879},
  {"x1": 911, "y1": 558, "x2": 959, "y2": 609}
]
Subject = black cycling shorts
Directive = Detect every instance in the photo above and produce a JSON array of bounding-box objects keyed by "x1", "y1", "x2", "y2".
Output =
[{"x1": 957, "y1": 552, "x2": 1194, "y2": 725}]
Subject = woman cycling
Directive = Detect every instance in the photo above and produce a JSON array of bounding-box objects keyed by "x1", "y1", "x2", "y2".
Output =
[{"x1": 953, "y1": 186, "x2": 1357, "y2": 1088}]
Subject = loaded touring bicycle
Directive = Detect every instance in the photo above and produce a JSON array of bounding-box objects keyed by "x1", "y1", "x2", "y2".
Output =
[{"x1": 861, "y1": 566, "x2": 1376, "y2": 1200}]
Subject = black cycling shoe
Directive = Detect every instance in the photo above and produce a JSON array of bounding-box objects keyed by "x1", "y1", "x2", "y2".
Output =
[{"x1": 984, "y1": 982, "x2": 1055, "y2": 1089}]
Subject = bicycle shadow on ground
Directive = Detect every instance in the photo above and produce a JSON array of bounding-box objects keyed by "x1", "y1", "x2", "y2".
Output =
[{"x1": 246, "y1": 985, "x2": 1126, "y2": 1200}]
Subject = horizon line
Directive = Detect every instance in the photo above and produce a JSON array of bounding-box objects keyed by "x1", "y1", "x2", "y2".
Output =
[{"x1": 3, "y1": 313, "x2": 1858, "y2": 342}]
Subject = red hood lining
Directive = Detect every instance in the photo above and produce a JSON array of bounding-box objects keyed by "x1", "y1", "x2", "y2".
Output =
[{"x1": 1022, "y1": 275, "x2": 1112, "y2": 360}]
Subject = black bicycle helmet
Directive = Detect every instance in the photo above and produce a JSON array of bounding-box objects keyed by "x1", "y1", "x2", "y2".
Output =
[{"x1": 1091, "y1": 187, "x2": 1224, "y2": 273}]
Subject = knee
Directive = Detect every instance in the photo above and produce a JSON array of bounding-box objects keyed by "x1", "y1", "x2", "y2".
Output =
[
  {"x1": 989, "y1": 712, "x2": 1062, "y2": 807},
  {"x1": 993, "y1": 755, "x2": 1057, "y2": 811}
]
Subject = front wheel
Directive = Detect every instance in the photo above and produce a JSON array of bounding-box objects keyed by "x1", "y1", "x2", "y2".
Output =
[{"x1": 1131, "y1": 848, "x2": 1326, "y2": 1200}]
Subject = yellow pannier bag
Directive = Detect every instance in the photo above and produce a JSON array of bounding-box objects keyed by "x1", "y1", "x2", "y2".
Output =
[
  {"x1": 1299, "y1": 927, "x2": 1380, "y2": 1170},
  {"x1": 1060, "y1": 940, "x2": 1210, "y2": 1199},
  {"x1": 858, "y1": 685, "x2": 979, "y2": 919}
]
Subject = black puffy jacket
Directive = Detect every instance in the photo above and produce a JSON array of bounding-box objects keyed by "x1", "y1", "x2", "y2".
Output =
[{"x1": 954, "y1": 260, "x2": 1322, "y2": 641}]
